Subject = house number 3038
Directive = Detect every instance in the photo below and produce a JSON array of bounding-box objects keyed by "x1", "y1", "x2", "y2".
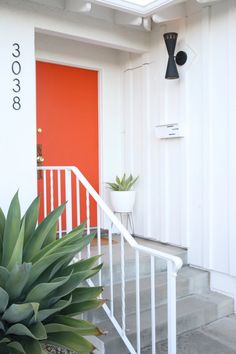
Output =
[{"x1": 12, "y1": 43, "x2": 21, "y2": 111}]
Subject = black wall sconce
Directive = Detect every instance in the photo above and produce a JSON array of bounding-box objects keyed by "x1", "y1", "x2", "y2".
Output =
[{"x1": 163, "y1": 32, "x2": 187, "y2": 80}]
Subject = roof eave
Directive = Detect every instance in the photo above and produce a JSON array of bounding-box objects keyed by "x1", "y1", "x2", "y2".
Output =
[{"x1": 93, "y1": 0, "x2": 179, "y2": 16}]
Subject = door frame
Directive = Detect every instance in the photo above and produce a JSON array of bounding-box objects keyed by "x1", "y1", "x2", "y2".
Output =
[{"x1": 35, "y1": 56, "x2": 104, "y2": 201}]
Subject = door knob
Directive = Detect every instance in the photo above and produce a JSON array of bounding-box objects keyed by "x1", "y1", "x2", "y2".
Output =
[
  {"x1": 37, "y1": 128, "x2": 43, "y2": 133},
  {"x1": 37, "y1": 156, "x2": 44, "y2": 163}
]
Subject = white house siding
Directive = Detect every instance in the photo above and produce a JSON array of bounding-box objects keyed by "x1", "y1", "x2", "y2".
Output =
[
  {"x1": 2, "y1": 0, "x2": 236, "y2": 301},
  {"x1": 0, "y1": 0, "x2": 148, "y2": 213},
  {"x1": 123, "y1": 0, "x2": 236, "y2": 300}
]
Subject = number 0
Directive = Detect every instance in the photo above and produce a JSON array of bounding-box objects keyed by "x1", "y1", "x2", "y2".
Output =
[{"x1": 12, "y1": 61, "x2": 21, "y2": 75}]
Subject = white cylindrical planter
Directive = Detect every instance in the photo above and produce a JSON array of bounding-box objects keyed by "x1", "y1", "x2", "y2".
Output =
[{"x1": 110, "y1": 191, "x2": 136, "y2": 213}]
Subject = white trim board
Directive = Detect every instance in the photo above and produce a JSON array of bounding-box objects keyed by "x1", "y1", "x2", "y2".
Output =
[
  {"x1": 93, "y1": 0, "x2": 220, "y2": 16},
  {"x1": 93, "y1": 0, "x2": 180, "y2": 16}
]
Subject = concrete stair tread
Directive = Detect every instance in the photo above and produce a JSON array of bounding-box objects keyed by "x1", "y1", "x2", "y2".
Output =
[
  {"x1": 143, "y1": 316, "x2": 236, "y2": 354},
  {"x1": 86, "y1": 266, "x2": 209, "y2": 324},
  {"x1": 82, "y1": 237, "x2": 188, "y2": 287},
  {"x1": 98, "y1": 292, "x2": 234, "y2": 353},
  {"x1": 104, "y1": 266, "x2": 209, "y2": 297},
  {"x1": 134, "y1": 237, "x2": 187, "y2": 259},
  {"x1": 88, "y1": 236, "x2": 188, "y2": 268},
  {"x1": 98, "y1": 266, "x2": 210, "y2": 317},
  {"x1": 89, "y1": 245, "x2": 188, "y2": 286},
  {"x1": 200, "y1": 316, "x2": 236, "y2": 350}
]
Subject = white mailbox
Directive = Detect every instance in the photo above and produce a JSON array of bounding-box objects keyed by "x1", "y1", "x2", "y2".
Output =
[{"x1": 154, "y1": 123, "x2": 184, "y2": 139}]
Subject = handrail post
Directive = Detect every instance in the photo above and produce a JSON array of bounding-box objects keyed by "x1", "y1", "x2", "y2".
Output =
[
  {"x1": 151, "y1": 256, "x2": 156, "y2": 354},
  {"x1": 65, "y1": 169, "x2": 72, "y2": 233},
  {"x1": 136, "y1": 250, "x2": 141, "y2": 354},
  {"x1": 167, "y1": 260, "x2": 177, "y2": 354}
]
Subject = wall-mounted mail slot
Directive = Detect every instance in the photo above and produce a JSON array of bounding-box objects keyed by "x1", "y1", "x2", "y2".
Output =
[{"x1": 154, "y1": 123, "x2": 184, "y2": 139}]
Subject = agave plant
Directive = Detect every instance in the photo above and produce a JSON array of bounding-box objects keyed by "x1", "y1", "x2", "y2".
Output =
[
  {"x1": 106, "y1": 174, "x2": 139, "y2": 191},
  {"x1": 0, "y1": 192, "x2": 104, "y2": 354}
]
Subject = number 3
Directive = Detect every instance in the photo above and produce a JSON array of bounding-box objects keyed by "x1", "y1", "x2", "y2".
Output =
[
  {"x1": 13, "y1": 78, "x2": 20, "y2": 93},
  {"x1": 12, "y1": 43, "x2": 20, "y2": 58}
]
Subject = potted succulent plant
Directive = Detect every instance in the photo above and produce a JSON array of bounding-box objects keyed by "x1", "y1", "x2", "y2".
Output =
[
  {"x1": 0, "y1": 192, "x2": 104, "y2": 354},
  {"x1": 106, "y1": 174, "x2": 139, "y2": 213}
]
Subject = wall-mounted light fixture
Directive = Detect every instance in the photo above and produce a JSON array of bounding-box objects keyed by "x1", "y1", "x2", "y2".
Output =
[{"x1": 163, "y1": 32, "x2": 187, "y2": 80}]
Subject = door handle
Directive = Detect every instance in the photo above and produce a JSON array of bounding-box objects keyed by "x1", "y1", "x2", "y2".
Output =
[
  {"x1": 37, "y1": 156, "x2": 44, "y2": 163},
  {"x1": 37, "y1": 144, "x2": 44, "y2": 180}
]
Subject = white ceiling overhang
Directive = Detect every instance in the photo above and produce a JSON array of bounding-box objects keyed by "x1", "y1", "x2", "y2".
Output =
[
  {"x1": 27, "y1": 0, "x2": 222, "y2": 33},
  {"x1": 93, "y1": 0, "x2": 179, "y2": 16},
  {"x1": 94, "y1": 0, "x2": 221, "y2": 15}
]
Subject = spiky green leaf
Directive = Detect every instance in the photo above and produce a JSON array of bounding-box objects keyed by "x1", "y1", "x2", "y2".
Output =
[
  {"x1": 42, "y1": 222, "x2": 57, "y2": 247},
  {"x1": 36, "y1": 297, "x2": 72, "y2": 323},
  {"x1": 0, "y1": 321, "x2": 5, "y2": 332},
  {"x1": 23, "y1": 204, "x2": 66, "y2": 262},
  {"x1": 47, "y1": 316, "x2": 103, "y2": 336},
  {"x1": 0, "y1": 208, "x2": 5, "y2": 261},
  {"x1": 6, "y1": 322, "x2": 47, "y2": 340},
  {"x1": 7, "y1": 218, "x2": 25, "y2": 271},
  {"x1": 5, "y1": 263, "x2": 32, "y2": 301},
  {"x1": 2, "y1": 192, "x2": 21, "y2": 266},
  {"x1": 3, "y1": 303, "x2": 39, "y2": 323},
  {"x1": 25, "y1": 274, "x2": 71, "y2": 303},
  {"x1": 22, "y1": 340, "x2": 43, "y2": 354},
  {"x1": 106, "y1": 174, "x2": 138, "y2": 191},
  {"x1": 61, "y1": 299, "x2": 105, "y2": 316},
  {"x1": 0, "y1": 287, "x2": 9, "y2": 313},
  {"x1": 27, "y1": 234, "x2": 95, "y2": 288},
  {"x1": 58, "y1": 255, "x2": 101, "y2": 276},
  {"x1": 23, "y1": 196, "x2": 40, "y2": 245},
  {"x1": 0, "y1": 194, "x2": 103, "y2": 353},
  {"x1": 49, "y1": 265, "x2": 103, "y2": 304},
  {"x1": 7, "y1": 341, "x2": 26, "y2": 354},
  {"x1": 0, "y1": 267, "x2": 9, "y2": 288},
  {"x1": 71, "y1": 286, "x2": 103, "y2": 303},
  {"x1": 32, "y1": 223, "x2": 85, "y2": 263}
]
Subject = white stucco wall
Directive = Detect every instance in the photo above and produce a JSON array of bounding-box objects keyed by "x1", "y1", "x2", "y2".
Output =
[
  {"x1": 123, "y1": 0, "x2": 236, "y2": 301},
  {"x1": 0, "y1": 5, "x2": 37, "y2": 213}
]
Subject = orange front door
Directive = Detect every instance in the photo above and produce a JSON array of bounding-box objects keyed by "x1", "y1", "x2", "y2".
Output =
[{"x1": 36, "y1": 61, "x2": 99, "y2": 227}]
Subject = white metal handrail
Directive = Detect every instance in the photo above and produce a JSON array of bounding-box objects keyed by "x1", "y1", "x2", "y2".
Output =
[{"x1": 37, "y1": 166, "x2": 183, "y2": 354}]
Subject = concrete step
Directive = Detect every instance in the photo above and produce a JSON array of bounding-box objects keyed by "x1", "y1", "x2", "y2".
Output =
[
  {"x1": 108, "y1": 266, "x2": 209, "y2": 312},
  {"x1": 90, "y1": 238, "x2": 188, "y2": 286},
  {"x1": 143, "y1": 315, "x2": 236, "y2": 354},
  {"x1": 86, "y1": 266, "x2": 209, "y2": 324},
  {"x1": 99, "y1": 292, "x2": 234, "y2": 354}
]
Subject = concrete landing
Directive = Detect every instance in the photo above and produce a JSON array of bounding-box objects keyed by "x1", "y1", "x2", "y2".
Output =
[
  {"x1": 143, "y1": 316, "x2": 236, "y2": 354},
  {"x1": 87, "y1": 236, "x2": 188, "y2": 286},
  {"x1": 88, "y1": 235, "x2": 188, "y2": 267}
]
